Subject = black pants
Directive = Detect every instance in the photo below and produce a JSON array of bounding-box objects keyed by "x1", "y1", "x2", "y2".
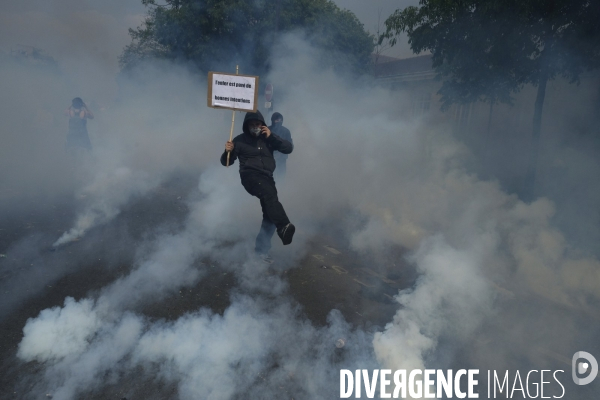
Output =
[{"x1": 241, "y1": 173, "x2": 290, "y2": 254}]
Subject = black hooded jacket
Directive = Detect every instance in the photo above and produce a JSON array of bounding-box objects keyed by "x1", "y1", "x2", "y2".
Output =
[
  {"x1": 269, "y1": 112, "x2": 292, "y2": 163},
  {"x1": 220, "y1": 110, "x2": 293, "y2": 177}
]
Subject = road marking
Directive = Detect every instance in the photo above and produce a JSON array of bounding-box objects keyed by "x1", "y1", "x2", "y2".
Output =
[
  {"x1": 331, "y1": 265, "x2": 348, "y2": 274},
  {"x1": 323, "y1": 245, "x2": 341, "y2": 255},
  {"x1": 353, "y1": 278, "x2": 375, "y2": 288},
  {"x1": 360, "y1": 268, "x2": 396, "y2": 284}
]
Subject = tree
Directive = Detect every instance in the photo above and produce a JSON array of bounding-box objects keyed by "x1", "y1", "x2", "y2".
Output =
[
  {"x1": 382, "y1": 0, "x2": 600, "y2": 200},
  {"x1": 120, "y1": 0, "x2": 374, "y2": 76},
  {"x1": 373, "y1": 9, "x2": 393, "y2": 65}
]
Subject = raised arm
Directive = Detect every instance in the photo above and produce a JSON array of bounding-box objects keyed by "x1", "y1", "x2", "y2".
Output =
[{"x1": 266, "y1": 132, "x2": 293, "y2": 154}]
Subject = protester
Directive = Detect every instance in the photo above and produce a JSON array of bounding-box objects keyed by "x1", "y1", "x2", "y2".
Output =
[
  {"x1": 269, "y1": 112, "x2": 292, "y2": 182},
  {"x1": 65, "y1": 97, "x2": 94, "y2": 151},
  {"x1": 221, "y1": 110, "x2": 295, "y2": 261}
]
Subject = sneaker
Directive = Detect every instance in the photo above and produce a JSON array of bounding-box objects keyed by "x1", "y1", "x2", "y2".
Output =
[
  {"x1": 262, "y1": 255, "x2": 275, "y2": 264},
  {"x1": 277, "y1": 223, "x2": 295, "y2": 245},
  {"x1": 254, "y1": 252, "x2": 274, "y2": 264}
]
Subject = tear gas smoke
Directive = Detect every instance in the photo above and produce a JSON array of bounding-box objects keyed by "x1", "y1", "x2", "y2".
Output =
[
  {"x1": 2, "y1": 7, "x2": 600, "y2": 400},
  {"x1": 52, "y1": 167, "x2": 159, "y2": 247}
]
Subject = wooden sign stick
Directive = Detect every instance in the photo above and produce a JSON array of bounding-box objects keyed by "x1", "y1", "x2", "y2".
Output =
[{"x1": 226, "y1": 65, "x2": 239, "y2": 167}]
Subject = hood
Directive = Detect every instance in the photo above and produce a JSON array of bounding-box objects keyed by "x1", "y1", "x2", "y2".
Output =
[
  {"x1": 243, "y1": 110, "x2": 267, "y2": 135},
  {"x1": 271, "y1": 112, "x2": 283, "y2": 124}
]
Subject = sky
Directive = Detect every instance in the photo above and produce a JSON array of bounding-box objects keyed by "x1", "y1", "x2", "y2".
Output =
[
  {"x1": 333, "y1": 0, "x2": 418, "y2": 58},
  {"x1": 0, "y1": 0, "x2": 146, "y2": 103}
]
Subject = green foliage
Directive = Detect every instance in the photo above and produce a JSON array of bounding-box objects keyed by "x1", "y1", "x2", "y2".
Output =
[
  {"x1": 382, "y1": 0, "x2": 600, "y2": 109},
  {"x1": 120, "y1": 0, "x2": 374, "y2": 75},
  {"x1": 382, "y1": 0, "x2": 600, "y2": 198}
]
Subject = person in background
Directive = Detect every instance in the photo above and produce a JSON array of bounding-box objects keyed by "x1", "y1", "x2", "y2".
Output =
[
  {"x1": 65, "y1": 97, "x2": 93, "y2": 151},
  {"x1": 221, "y1": 110, "x2": 295, "y2": 262},
  {"x1": 269, "y1": 112, "x2": 292, "y2": 182}
]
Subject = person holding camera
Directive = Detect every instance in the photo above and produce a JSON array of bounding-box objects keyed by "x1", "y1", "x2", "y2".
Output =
[{"x1": 65, "y1": 97, "x2": 94, "y2": 151}]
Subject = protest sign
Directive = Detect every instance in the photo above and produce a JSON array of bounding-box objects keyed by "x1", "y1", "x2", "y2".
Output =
[{"x1": 207, "y1": 71, "x2": 259, "y2": 112}]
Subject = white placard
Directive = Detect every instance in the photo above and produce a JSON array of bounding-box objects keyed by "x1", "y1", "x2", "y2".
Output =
[{"x1": 207, "y1": 72, "x2": 259, "y2": 112}]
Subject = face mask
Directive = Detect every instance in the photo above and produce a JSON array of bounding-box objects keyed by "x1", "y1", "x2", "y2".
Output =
[{"x1": 250, "y1": 127, "x2": 261, "y2": 136}]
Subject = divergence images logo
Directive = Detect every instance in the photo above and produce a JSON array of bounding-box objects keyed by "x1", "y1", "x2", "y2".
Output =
[{"x1": 572, "y1": 351, "x2": 598, "y2": 385}]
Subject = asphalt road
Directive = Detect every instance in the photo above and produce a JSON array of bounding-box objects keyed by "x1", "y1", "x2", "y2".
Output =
[
  {"x1": 0, "y1": 173, "x2": 415, "y2": 399},
  {"x1": 3, "y1": 173, "x2": 597, "y2": 400}
]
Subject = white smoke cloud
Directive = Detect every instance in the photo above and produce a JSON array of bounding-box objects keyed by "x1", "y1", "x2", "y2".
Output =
[
  {"x1": 53, "y1": 167, "x2": 158, "y2": 247},
  {"x1": 7, "y1": 25, "x2": 600, "y2": 400},
  {"x1": 18, "y1": 297, "x2": 100, "y2": 363}
]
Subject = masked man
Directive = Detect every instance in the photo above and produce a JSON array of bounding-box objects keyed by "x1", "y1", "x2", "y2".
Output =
[
  {"x1": 221, "y1": 110, "x2": 295, "y2": 259},
  {"x1": 269, "y1": 112, "x2": 292, "y2": 181}
]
